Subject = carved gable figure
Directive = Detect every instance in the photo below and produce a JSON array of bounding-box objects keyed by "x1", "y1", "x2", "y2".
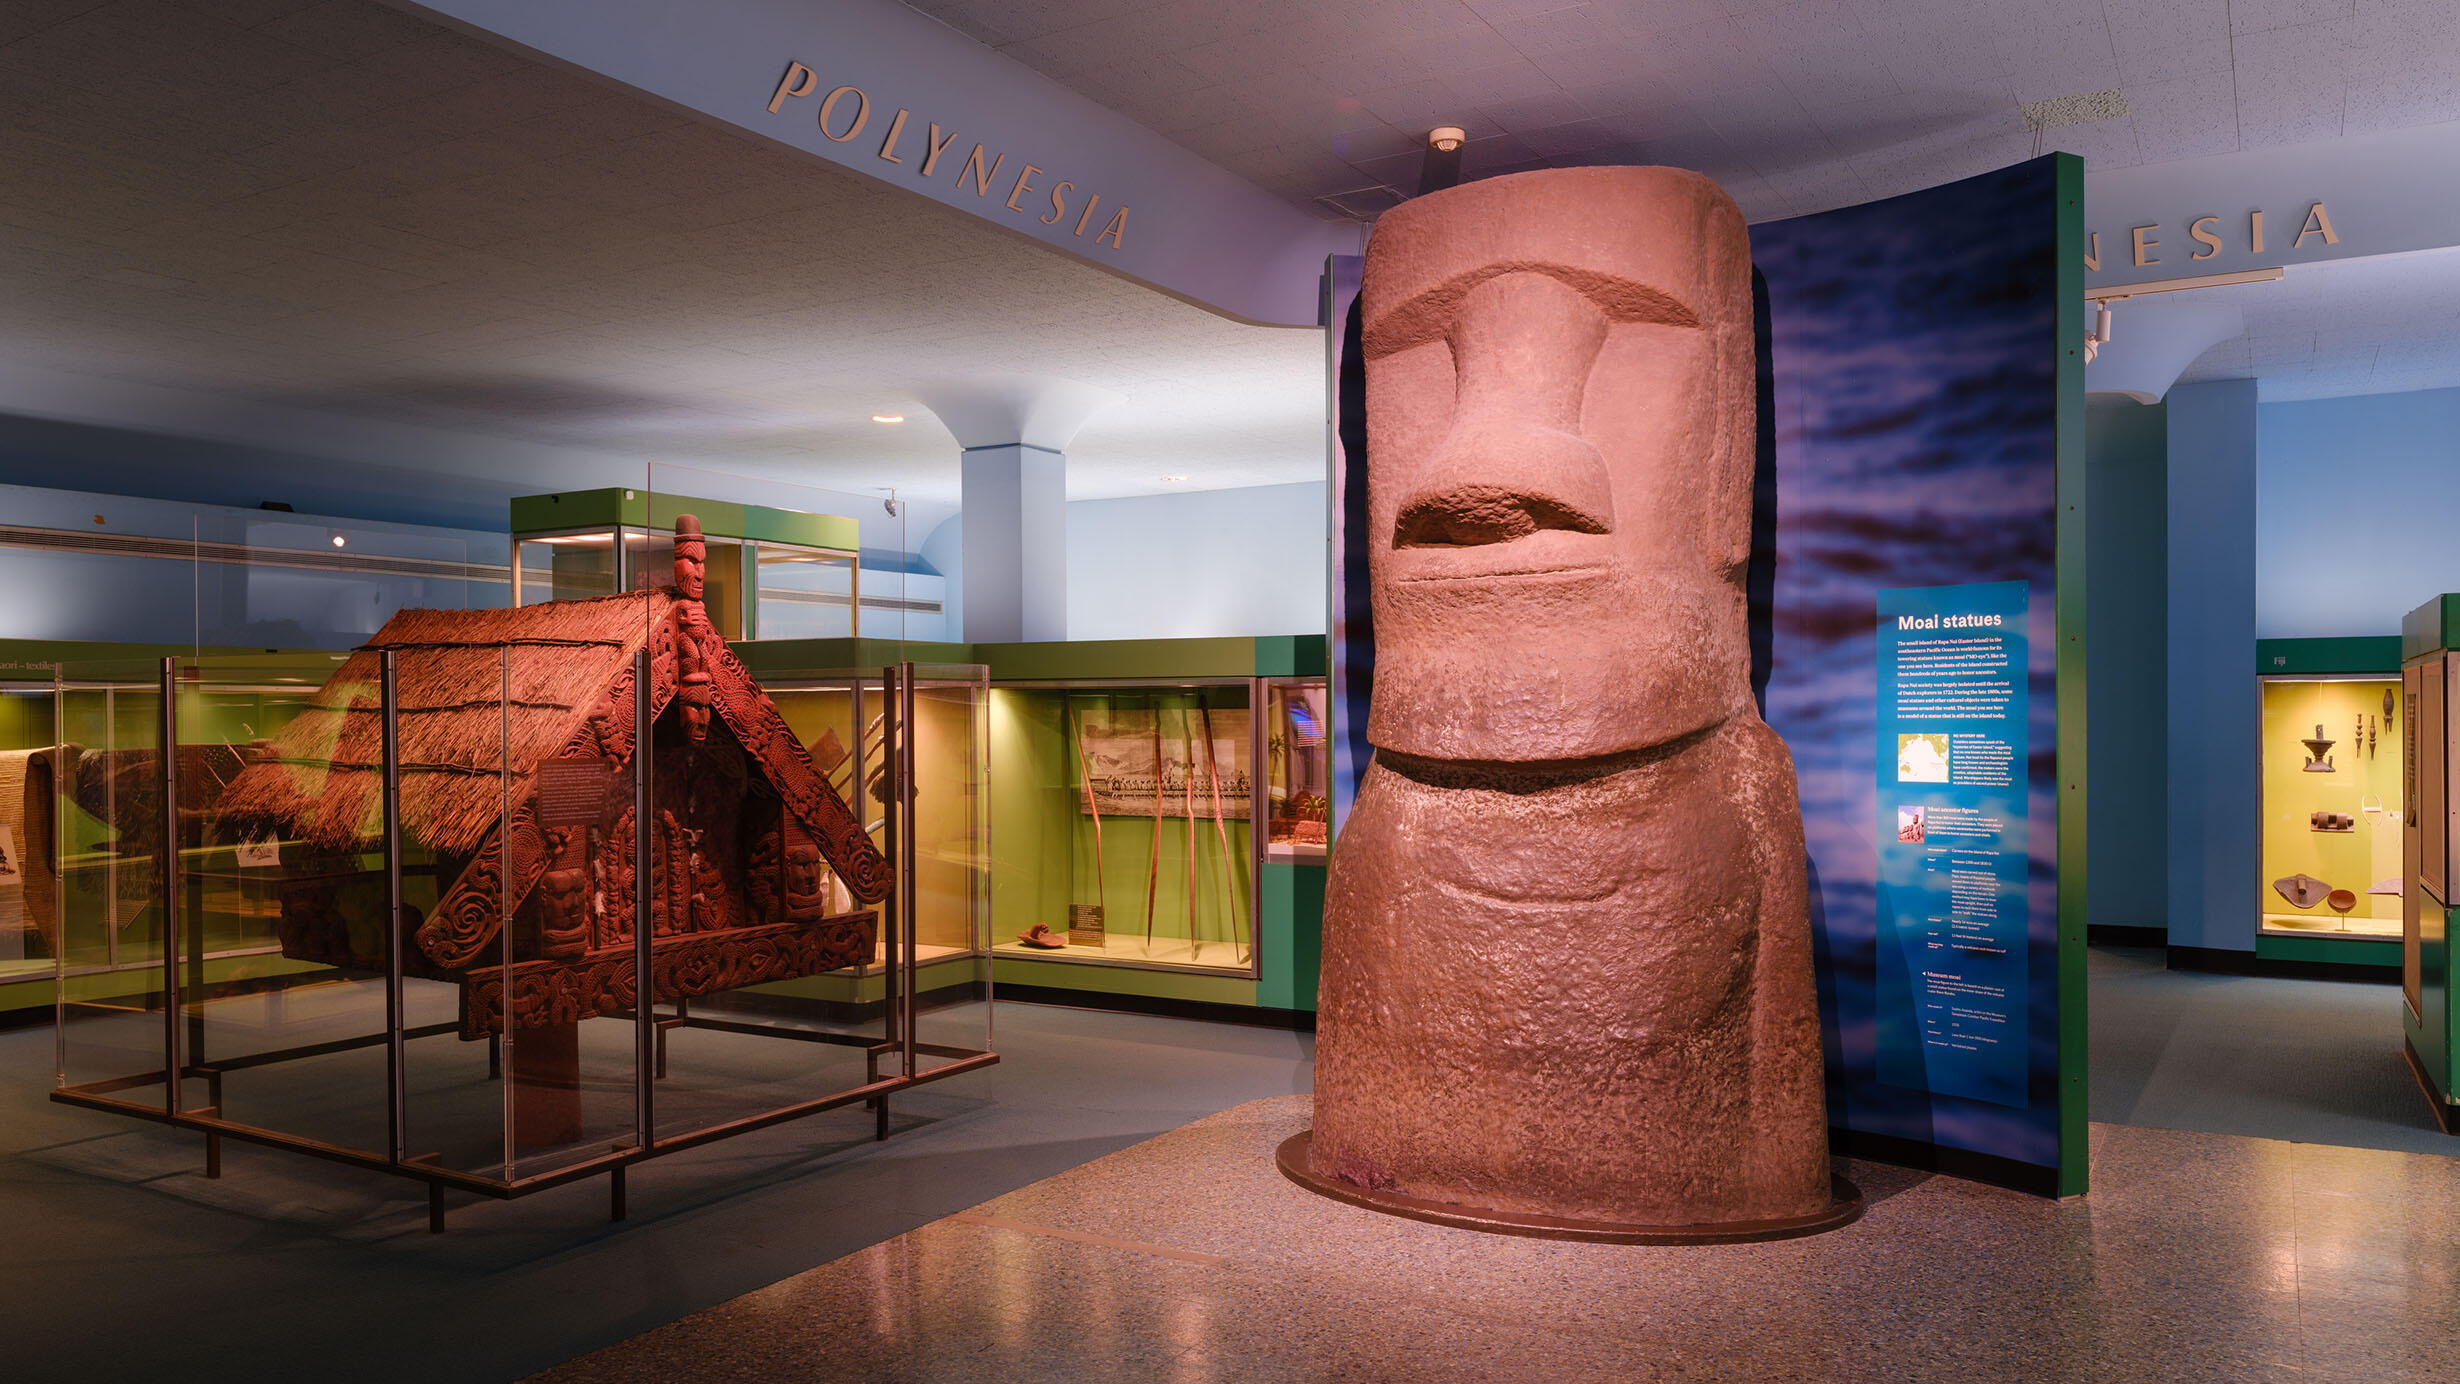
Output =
[{"x1": 215, "y1": 515, "x2": 888, "y2": 1037}]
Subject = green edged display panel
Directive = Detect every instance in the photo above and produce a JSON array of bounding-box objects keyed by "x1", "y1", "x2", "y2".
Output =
[
  {"x1": 2256, "y1": 637, "x2": 2404, "y2": 970},
  {"x1": 747, "y1": 636, "x2": 1327, "y2": 1020},
  {"x1": 987, "y1": 681, "x2": 1257, "y2": 975},
  {"x1": 2401, "y1": 599, "x2": 2460, "y2": 1129}
]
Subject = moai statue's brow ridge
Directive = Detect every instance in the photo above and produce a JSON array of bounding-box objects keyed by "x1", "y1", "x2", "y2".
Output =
[{"x1": 1362, "y1": 259, "x2": 1702, "y2": 359}]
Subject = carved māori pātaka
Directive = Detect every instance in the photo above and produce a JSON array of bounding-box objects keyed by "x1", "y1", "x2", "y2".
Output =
[{"x1": 214, "y1": 515, "x2": 890, "y2": 1038}]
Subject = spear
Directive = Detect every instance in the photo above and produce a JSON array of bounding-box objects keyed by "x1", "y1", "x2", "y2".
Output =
[
  {"x1": 1181, "y1": 702, "x2": 1200, "y2": 960},
  {"x1": 1070, "y1": 698, "x2": 1106, "y2": 939},
  {"x1": 1142, "y1": 700, "x2": 1164, "y2": 953},
  {"x1": 1198, "y1": 700, "x2": 1245, "y2": 963}
]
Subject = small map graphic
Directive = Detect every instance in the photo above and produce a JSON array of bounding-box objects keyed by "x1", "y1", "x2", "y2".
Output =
[{"x1": 1897, "y1": 733, "x2": 1949, "y2": 783}]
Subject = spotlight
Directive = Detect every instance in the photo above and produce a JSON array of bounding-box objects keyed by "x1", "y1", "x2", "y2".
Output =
[
  {"x1": 330, "y1": 534, "x2": 347, "y2": 548},
  {"x1": 1428, "y1": 126, "x2": 1465, "y2": 152}
]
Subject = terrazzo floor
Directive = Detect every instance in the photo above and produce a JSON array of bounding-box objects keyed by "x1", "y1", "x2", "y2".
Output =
[{"x1": 530, "y1": 1094, "x2": 2460, "y2": 1384}]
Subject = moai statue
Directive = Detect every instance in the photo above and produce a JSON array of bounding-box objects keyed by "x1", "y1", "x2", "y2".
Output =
[{"x1": 1299, "y1": 167, "x2": 1847, "y2": 1237}]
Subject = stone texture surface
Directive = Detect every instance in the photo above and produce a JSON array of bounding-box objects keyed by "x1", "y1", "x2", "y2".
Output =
[{"x1": 1314, "y1": 166, "x2": 1827, "y2": 1228}]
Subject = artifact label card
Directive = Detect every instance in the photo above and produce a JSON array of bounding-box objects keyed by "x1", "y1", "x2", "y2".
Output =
[
  {"x1": 535, "y1": 756, "x2": 616, "y2": 826},
  {"x1": 1875, "y1": 580, "x2": 2030, "y2": 1108}
]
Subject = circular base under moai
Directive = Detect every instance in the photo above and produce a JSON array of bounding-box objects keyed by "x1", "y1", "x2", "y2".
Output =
[{"x1": 1274, "y1": 1131, "x2": 1863, "y2": 1245}]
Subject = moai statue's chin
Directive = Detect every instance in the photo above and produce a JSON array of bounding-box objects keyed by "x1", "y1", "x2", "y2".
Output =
[{"x1": 1287, "y1": 166, "x2": 1854, "y2": 1240}]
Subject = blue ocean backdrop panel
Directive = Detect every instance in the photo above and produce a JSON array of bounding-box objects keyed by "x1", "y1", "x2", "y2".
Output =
[{"x1": 1750, "y1": 155, "x2": 2064, "y2": 1171}]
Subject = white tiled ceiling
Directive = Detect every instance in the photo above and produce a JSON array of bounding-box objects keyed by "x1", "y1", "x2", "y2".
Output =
[
  {"x1": 2, "y1": 0, "x2": 2454, "y2": 504},
  {"x1": 908, "y1": 0, "x2": 2460, "y2": 224},
  {"x1": 0, "y1": 0, "x2": 1324, "y2": 508},
  {"x1": 2169, "y1": 246, "x2": 2460, "y2": 401}
]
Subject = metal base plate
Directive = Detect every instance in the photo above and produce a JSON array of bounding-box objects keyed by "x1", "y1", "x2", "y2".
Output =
[{"x1": 1275, "y1": 1130, "x2": 1863, "y2": 1245}]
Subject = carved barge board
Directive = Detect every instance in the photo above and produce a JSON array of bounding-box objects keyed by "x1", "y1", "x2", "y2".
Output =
[
  {"x1": 705, "y1": 637, "x2": 893, "y2": 904},
  {"x1": 462, "y1": 910, "x2": 878, "y2": 1037}
]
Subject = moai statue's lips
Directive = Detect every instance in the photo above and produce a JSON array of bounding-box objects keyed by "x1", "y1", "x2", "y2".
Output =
[
  {"x1": 1389, "y1": 515, "x2": 1611, "y2": 588},
  {"x1": 1394, "y1": 482, "x2": 1610, "y2": 548},
  {"x1": 1389, "y1": 482, "x2": 1615, "y2": 586}
]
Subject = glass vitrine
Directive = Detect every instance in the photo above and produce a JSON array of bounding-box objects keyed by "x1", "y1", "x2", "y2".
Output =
[
  {"x1": 2261, "y1": 674, "x2": 2404, "y2": 938},
  {"x1": 51, "y1": 646, "x2": 994, "y2": 1218},
  {"x1": 987, "y1": 680, "x2": 1264, "y2": 976},
  {"x1": 0, "y1": 678, "x2": 56, "y2": 984},
  {"x1": 763, "y1": 664, "x2": 990, "y2": 978},
  {"x1": 510, "y1": 490, "x2": 861, "y2": 643},
  {"x1": 1265, "y1": 679, "x2": 1330, "y2": 862},
  {"x1": 33, "y1": 663, "x2": 333, "y2": 999}
]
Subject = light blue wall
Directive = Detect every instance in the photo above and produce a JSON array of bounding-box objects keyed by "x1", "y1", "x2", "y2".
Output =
[
  {"x1": 1066, "y1": 482, "x2": 1327, "y2": 641},
  {"x1": 0, "y1": 412, "x2": 519, "y2": 532},
  {"x1": 2086, "y1": 400, "x2": 2169, "y2": 933},
  {"x1": 0, "y1": 482, "x2": 506, "y2": 650},
  {"x1": 918, "y1": 483, "x2": 1330, "y2": 643},
  {"x1": 921, "y1": 514, "x2": 963, "y2": 640},
  {"x1": 2166, "y1": 381, "x2": 2261, "y2": 953},
  {"x1": 2257, "y1": 386, "x2": 2460, "y2": 640}
]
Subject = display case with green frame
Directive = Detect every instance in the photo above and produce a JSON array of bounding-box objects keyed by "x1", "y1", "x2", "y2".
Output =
[
  {"x1": 726, "y1": 639, "x2": 991, "y2": 1018},
  {"x1": 510, "y1": 488, "x2": 862, "y2": 642},
  {"x1": 0, "y1": 648, "x2": 341, "y2": 1019},
  {"x1": 0, "y1": 674, "x2": 56, "y2": 990},
  {"x1": 977, "y1": 636, "x2": 1329, "y2": 1018},
  {"x1": 992, "y1": 678, "x2": 1259, "y2": 974},
  {"x1": 2401, "y1": 601, "x2": 2460, "y2": 1131},
  {"x1": 2257, "y1": 637, "x2": 2405, "y2": 970}
]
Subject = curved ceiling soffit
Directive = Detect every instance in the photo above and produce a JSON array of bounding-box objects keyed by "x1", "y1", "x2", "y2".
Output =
[
  {"x1": 2085, "y1": 301, "x2": 2247, "y2": 405},
  {"x1": 400, "y1": 0, "x2": 1360, "y2": 329},
  {"x1": 911, "y1": 376, "x2": 1120, "y2": 453}
]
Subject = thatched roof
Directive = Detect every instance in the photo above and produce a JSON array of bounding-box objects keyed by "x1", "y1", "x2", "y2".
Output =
[{"x1": 214, "y1": 590, "x2": 670, "y2": 855}]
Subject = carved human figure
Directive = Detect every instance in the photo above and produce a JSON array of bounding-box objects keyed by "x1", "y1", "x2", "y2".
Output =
[
  {"x1": 747, "y1": 821, "x2": 784, "y2": 923},
  {"x1": 1308, "y1": 167, "x2": 1832, "y2": 1231},
  {"x1": 536, "y1": 866, "x2": 589, "y2": 958},
  {"x1": 783, "y1": 840, "x2": 827, "y2": 920},
  {"x1": 672, "y1": 514, "x2": 716, "y2": 744}
]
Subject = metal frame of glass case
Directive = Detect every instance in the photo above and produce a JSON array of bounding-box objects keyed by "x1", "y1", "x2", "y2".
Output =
[
  {"x1": 49, "y1": 655, "x2": 994, "y2": 1228},
  {"x1": 989, "y1": 677, "x2": 1263, "y2": 978},
  {"x1": 512, "y1": 525, "x2": 861, "y2": 643},
  {"x1": 6, "y1": 671, "x2": 332, "y2": 991},
  {"x1": 986, "y1": 673, "x2": 1329, "y2": 984}
]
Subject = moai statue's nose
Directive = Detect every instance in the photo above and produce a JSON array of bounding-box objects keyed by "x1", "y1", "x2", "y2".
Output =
[{"x1": 1395, "y1": 272, "x2": 1616, "y2": 548}]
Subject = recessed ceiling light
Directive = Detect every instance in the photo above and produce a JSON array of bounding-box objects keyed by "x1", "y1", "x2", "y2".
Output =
[
  {"x1": 1160, "y1": 475, "x2": 1188, "y2": 482},
  {"x1": 1428, "y1": 126, "x2": 1465, "y2": 152},
  {"x1": 873, "y1": 414, "x2": 905, "y2": 424},
  {"x1": 330, "y1": 535, "x2": 347, "y2": 548}
]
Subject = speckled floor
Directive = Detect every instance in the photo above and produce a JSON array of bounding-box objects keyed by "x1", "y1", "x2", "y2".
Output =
[{"x1": 527, "y1": 1095, "x2": 2460, "y2": 1384}]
